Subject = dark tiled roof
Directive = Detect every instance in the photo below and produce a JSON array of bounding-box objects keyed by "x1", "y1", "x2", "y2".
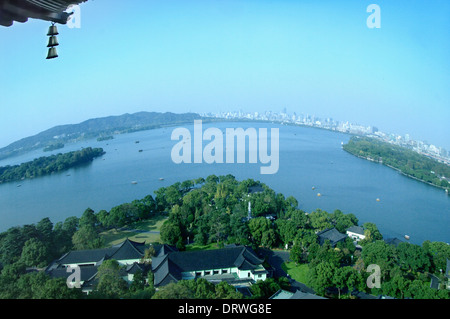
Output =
[
  {"x1": 45, "y1": 240, "x2": 150, "y2": 289},
  {"x1": 47, "y1": 262, "x2": 149, "y2": 285},
  {"x1": 446, "y1": 259, "x2": 450, "y2": 279},
  {"x1": 0, "y1": 0, "x2": 88, "y2": 27},
  {"x1": 270, "y1": 289, "x2": 326, "y2": 300},
  {"x1": 352, "y1": 291, "x2": 378, "y2": 299},
  {"x1": 121, "y1": 263, "x2": 149, "y2": 276},
  {"x1": 429, "y1": 275, "x2": 441, "y2": 289},
  {"x1": 48, "y1": 239, "x2": 146, "y2": 269},
  {"x1": 152, "y1": 255, "x2": 182, "y2": 286},
  {"x1": 168, "y1": 246, "x2": 263, "y2": 272},
  {"x1": 290, "y1": 290, "x2": 326, "y2": 299},
  {"x1": 153, "y1": 246, "x2": 265, "y2": 287},
  {"x1": 248, "y1": 186, "x2": 264, "y2": 194},
  {"x1": 47, "y1": 265, "x2": 98, "y2": 282},
  {"x1": 153, "y1": 244, "x2": 178, "y2": 257},
  {"x1": 108, "y1": 239, "x2": 146, "y2": 261},
  {"x1": 53, "y1": 247, "x2": 117, "y2": 265},
  {"x1": 317, "y1": 228, "x2": 347, "y2": 246},
  {"x1": 384, "y1": 238, "x2": 404, "y2": 247}
]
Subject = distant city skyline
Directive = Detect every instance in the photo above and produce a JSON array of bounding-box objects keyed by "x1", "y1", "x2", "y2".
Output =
[
  {"x1": 205, "y1": 109, "x2": 450, "y2": 164},
  {"x1": 1, "y1": 1, "x2": 449, "y2": 150}
]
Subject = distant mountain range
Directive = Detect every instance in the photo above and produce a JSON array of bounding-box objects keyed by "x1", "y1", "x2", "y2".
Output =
[{"x1": 0, "y1": 112, "x2": 203, "y2": 160}]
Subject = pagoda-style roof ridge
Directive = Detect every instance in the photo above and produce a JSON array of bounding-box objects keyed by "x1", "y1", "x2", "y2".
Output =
[
  {"x1": 0, "y1": 0, "x2": 89, "y2": 27},
  {"x1": 108, "y1": 238, "x2": 146, "y2": 261},
  {"x1": 234, "y1": 247, "x2": 263, "y2": 270}
]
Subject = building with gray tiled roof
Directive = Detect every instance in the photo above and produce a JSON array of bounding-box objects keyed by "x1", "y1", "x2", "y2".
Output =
[
  {"x1": 270, "y1": 289, "x2": 326, "y2": 300},
  {"x1": 0, "y1": 0, "x2": 88, "y2": 27},
  {"x1": 152, "y1": 245, "x2": 268, "y2": 288},
  {"x1": 346, "y1": 225, "x2": 366, "y2": 242},
  {"x1": 446, "y1": 259, "x2": 450, "y2": 290},
  {"x1": 317, "y1": 228, "x2": 347, "y2": 247},
  {"x1": 45, "y1": 238, "x2": 148, "y2": 293}
]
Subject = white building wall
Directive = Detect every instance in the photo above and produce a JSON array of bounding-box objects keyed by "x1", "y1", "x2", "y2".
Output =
[{"x1": 346, "y1": 231, "x2": 365, "y2": 241}]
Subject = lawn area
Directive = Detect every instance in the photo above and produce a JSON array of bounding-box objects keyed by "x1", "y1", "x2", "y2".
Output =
[
  {"x1": 185, "y1": 242, "x2": 221, "y2": 251},
  {"x1": 101, "y1": 214, "x2": 168, "y2": 247},
  {"x1": 281, "y1": 261, "x2": 310, "y2": 284}
]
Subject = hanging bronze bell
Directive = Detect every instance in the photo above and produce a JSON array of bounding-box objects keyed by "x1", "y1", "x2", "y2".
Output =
[
  {"x1": 47, "y1": 36, "x2": 59, "y2": 47},
  {"x1": 46, "y1": 47, "x2": 58, "y2": 59},
  {"x1": 47, "y1": 24, "x2": 59, "y2": 36}
]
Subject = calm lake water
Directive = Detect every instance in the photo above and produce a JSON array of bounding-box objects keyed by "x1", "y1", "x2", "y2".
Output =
[{"x1": 0, "y1": 122, "x2": 449, "y2": 245}]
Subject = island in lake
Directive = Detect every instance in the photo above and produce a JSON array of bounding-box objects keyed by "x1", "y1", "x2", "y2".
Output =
[
  {"x1": 0, "y1": 147, "x2": 105, "y2": 184},
  {"x1": 0, "y1": 111, "x2": 204, "y2": 160},
  {"x1": 43, "y1": 143, "x2": 64, "y2": 152}
]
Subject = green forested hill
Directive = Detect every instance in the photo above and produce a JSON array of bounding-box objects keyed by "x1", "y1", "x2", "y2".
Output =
[
  {"x1": 0, "y1": 112, "x2": 203, "y2": 160},
  {"x1": 343, "y1": 136, "x2": 450, "y2": 190}
]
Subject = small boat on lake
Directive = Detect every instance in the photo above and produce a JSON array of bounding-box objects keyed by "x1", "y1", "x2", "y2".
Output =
[
  {"x1": 131, "y1": 181, "x2": 138, "y2": 185},
  {"x1": 404, "y1": 235, "x2": 410, "y2": 240},
  {"x1": 159, "y1": 178, "x2": 164, "y2": 181}
]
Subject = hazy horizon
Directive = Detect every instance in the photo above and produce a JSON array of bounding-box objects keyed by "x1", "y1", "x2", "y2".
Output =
[{"x1": 1, "y1": 0, "x2": 449, "y2": 150}]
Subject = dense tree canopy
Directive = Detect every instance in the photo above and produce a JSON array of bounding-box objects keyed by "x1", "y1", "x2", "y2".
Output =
[
  {"x1": 343, "y1": 137, "x2": 450, "y2": 190},
  {"x1": 0, "y1": 147, "x2": 105, "y2": 184},
  {"x1": 0, "y1": 174, "x2": 448, "y2": 300}
]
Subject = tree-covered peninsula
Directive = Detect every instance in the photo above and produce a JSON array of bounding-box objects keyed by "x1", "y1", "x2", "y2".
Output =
[
  {"x1": 343, "y1": 136, "x2": 450, "y2": 191},
  {"x1": 0, "y1": 175, "x2": 448, "y2": 300},
  {"x1": 0, "y1": 147, "x2": 105, "y2": 184}
]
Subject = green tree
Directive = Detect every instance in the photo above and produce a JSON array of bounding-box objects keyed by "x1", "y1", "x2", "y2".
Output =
[
  {"x1": 37, "y1": 276, "x2": 84, "y2": 299},
  {"x1": 20, "y1": 238, "x2": 49, "y2": 267},
  {"x1": 381, "y1": 274, "x2": 408, "y2": 299},
  {"x1": 95, "y1": 259, "x2": 128, "y2": 298},
  {"x1": 360, "y1": 222, "x2": 383, "y2": 244},
  {"x1": 361, "y1": 240, "x2": 396, "y2": 280},
  {"x1": 248, "y1": 217, "x2": 275, "y2": 248},
  {"x1": 129, "y1": 269, "x2": 146, "y2": 293},
  {"x1": 290, "y1": 230, "x2": 318, "y2": 264},
  {"x1": 36, "y1": 217, "x2": 54, "y2": 244},
  {"x1": 52, "y1": 216, "x2": 78, "y2": 256},
  {"x1": 160, "y1": 220, "x2": 183, "y2": 246},
  {"x1": 307, "y1": 261, "x2": 337, "y2": 296},
  {"x1": 249, "y1": 278, "x2": 282, "y2": 299},
  {"x1": 0, "y1": 227, "x2": 27, "y2": 265},
  {"x1": 215, "y1": 281, "x2": 244, "y2": 299},
  {"x1": 396, "y1": 242, "x2": 431, "y2": 273},
  {"x1": 332, "y1": 210, "x2": 358, "y2": 233},
  {"x1": 309, "y1": 209, "x2": 333, "y2": 231},
  {"x1": 422, "y1": 240, "x2": 450, "y2": 273},
  {"x1": 79, "y1": 208, "x2": 98, "y2": 229},
  {"x1": 72, "y1": 224, "x2": 104, "y2": 250},
  {"x1": 180, "y1": 278, "x2": 216, "y2": 299},
  {"x1": 276, "y1": 219, "x2": 297, "y2": 248},
  {"x1": 152, "y1": 282, "x2": 194, "y2": 299},
  {"x1": 333, "y1": 266, "x2": 359, "y2": 299},
  {"x1": 209, "y1": 211, "x2": 231, "y2": 245}
]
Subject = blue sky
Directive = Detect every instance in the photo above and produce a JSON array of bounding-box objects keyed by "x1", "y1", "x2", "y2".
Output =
[{"x1": 0, "y1": 0, "x2": 449, "y2": 150}]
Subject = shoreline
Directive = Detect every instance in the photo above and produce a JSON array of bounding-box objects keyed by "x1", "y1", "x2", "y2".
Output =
[{"x1": 342, "y1": 148, "x2": 449, "y2": 192}]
